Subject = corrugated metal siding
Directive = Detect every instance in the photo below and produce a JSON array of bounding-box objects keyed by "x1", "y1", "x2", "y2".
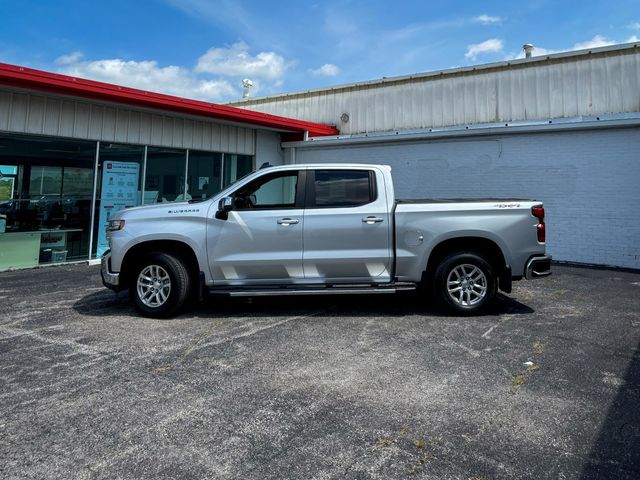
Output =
[
  {"x1": 0, "y1": 88, "x2": 255, "y2": 154},
  {"x1": 235, "y1": 49, "x2": 640, "y2": 135}
]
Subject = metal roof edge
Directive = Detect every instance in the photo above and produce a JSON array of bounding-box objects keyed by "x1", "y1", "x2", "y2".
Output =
[
  {"x1": 229, "y1": 42, "x2": 640, "y2": 106},
  {"x1": 0, "y1": 62, "x2": 339, "y2": 137},
  {"x1": 281, "y1": 113, "x2": 640, "y2": 148}
]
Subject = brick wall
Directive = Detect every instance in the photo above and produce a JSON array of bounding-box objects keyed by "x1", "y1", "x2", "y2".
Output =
[{"x1": 294, "y1": 127, "x2": 640, "y2": 269}]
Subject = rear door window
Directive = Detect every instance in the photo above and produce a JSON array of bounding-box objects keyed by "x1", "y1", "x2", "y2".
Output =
[{"x1": 311, "y1": 170, "x2": 375, "y2": 208}]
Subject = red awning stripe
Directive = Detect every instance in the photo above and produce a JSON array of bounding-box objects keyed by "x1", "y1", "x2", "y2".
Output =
[{"x1": 0, "y1": 62, "x2": 339, "y2": 137}]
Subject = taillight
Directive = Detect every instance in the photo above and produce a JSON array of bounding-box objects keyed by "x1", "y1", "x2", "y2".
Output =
[
  {"x1": 532, "y1": 206, "x2": 544, "y2": 220},
  {"x1": 532, "y1": 205, "x2": 545, "y2": 243},
  {"x1": 537, "y1": 223, "x2": 546, "y2": 243}
]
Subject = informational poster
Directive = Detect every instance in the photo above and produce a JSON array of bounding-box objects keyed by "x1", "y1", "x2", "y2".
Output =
[{"x1": 96, "y1": 161, "x2": 140, "y2": 257}]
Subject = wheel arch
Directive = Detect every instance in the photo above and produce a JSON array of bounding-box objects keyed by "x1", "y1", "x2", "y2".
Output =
[
  {"x1": 425, "y1": 236, "x2": 510, "y2": 291},
  {"x1": 120, "y1": 240, "x2": 200, "y2": 289}
]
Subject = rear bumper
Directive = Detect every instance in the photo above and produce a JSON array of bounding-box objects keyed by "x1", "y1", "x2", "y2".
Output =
[
  {"x1": 101, "y1": 250, "x2": 121, "y2": 291},
  {"x1": 525, "y1": 255, "x2": 552, "y2": 279}
]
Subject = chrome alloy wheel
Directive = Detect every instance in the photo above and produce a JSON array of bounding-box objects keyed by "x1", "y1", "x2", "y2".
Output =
[
  {"x1": 137, "y1": 265, "x2": 172, "y2": 308},
  {"x1": 446, "y1": 264, "x2": 488, "y2": 307}
]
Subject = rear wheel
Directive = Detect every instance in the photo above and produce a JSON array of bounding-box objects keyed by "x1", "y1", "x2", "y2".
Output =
[
  {"x1": 434, "y1": 252, "x2": 497, "y2": 314},
  {"x1": 130, "y1": 253, "x2": 191, "y2": 318}
]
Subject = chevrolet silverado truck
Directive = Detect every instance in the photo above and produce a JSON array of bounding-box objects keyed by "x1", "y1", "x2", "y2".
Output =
[{"x1": 101, "y1": 164, "x2": 551, "y2": 317}]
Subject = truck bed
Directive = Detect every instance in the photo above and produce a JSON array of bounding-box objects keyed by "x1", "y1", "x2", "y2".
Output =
[{"x1": 396, "y1": 198, "x2": 536, "y2": 204}]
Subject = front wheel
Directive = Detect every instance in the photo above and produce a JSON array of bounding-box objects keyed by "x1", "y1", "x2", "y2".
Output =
[
  {"x1": 130, "y1": 253, "x2": 191, "y2": 318},
  {"x1": 434, "y1": 252, "x2": 497, "y2": 314}
]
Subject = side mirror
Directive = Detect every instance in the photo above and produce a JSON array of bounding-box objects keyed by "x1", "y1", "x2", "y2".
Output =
[
  {"x1": 215, "y1": 196, "x2": 233, "y2": 220},
  {"x1": 219, "y1": 196, "x2": 233, "y2": 212}
]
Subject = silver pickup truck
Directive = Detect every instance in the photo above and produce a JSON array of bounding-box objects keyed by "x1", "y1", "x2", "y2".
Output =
[{"x1": 101, "y1": 163, "x2": 551, "y2": 317}]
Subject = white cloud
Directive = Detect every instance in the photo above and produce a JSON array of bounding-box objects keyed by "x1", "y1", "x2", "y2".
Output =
[
  {"x1": 54, "y1": 42, "x2": 297, "y2": 102},
  {"x1": 55, "y1": 51, "x2": 84, "y2": 65},
  {"x1": 56, "y1": 55, "x2": 238, "y2": 102},
  {"x1": 628, "y1": 35, "x2": 640, "y2": 43},
  {"x1": 473, "y1": 14, "x2": 501, "y2": 25},
  {"x1": 628, "y1": 22, "x2": 640, "y2": 30},
  {"x1": 195, "y1": 42, "x2": 287, "y2": 82},
  {"x1": 465, "y1": 38, "x2": 504, "y2": 60},
  {"x1": 572, "y1": 35, "x2": 615, "y2": 50},
  {"x1": 311, "y1": 63, "x2": 340, "y2": 76}
]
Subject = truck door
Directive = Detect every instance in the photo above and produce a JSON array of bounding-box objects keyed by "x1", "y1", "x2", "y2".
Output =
[
  {"x1": 207, "y1": 170, "x2": 305, "y2": 284},
  {"x1": 302, "y1": 168, "x2": 392, "y2": 282}
]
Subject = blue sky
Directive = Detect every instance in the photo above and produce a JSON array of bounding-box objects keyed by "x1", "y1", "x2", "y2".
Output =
[{"x1": 1, "y1": 0, "x2": 638, "y2": 102}]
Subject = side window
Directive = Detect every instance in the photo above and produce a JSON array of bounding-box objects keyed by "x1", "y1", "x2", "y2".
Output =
[
  {"x1": 313, "y1": 170, "x2": 374, "y2": 208},
  {"x1": 233, "y1": 172, "x2": 299, "y2": 210}
]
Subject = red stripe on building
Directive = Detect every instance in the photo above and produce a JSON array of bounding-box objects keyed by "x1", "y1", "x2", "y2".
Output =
[{"x1": 0, "y1": 62, "x2": 339, "y2": 138}]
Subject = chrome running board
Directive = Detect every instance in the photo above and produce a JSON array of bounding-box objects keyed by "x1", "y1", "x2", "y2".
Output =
[{"x1": 207, "y1": 283, "x2": 416, "y2": 297}]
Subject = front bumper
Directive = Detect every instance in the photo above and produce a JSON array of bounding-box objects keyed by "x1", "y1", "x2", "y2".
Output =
[
  {"x1": 525, "y1": 255, "x2": 552, "y2": 279},
  {"x1": 101, "y1": 250, "x2": 121, "y2": 291}
]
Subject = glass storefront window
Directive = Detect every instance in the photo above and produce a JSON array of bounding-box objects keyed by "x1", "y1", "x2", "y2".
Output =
[
  {"x1": 0, "y1": 134, "x2": 96, "y2": 269},
  {"x1": 187, "y1": 151, "x2": 222, "y2": 201},
  {"x1": 223, "y1": 154, "x2": 253, "y2": 188},
  {"x1": 29, "y1": 166, "x2": 63, "y2": 196},
  {"x1": 145, "y1": 147, "x2": 186, "y2": 203},
  {"x1": 0, "y1": 132, "x2": 254, "y2": 269},
  {"x1": 0, "y1": 165, "x2": 18, "y2": 203},
  {"x1": 63, "y1": 167, "x2": 95, "y2": 197}
]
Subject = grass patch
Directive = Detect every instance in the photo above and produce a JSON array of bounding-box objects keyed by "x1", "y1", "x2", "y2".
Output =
[
  {"x1": 526, "y1": 363, "x2": 540, "y2": 373},
  {"x1": 510, "y1": 340, "x2": 545, "y2": 394},
  {"x1": 152, "y1": 365, "x2": 171, "y2": 374},
  {"x1": 372, "y1": 429, "x2": 438, "y2": 475},
  {"x1": 375, "y1": 437, "x2": 395, "y2": 448},
  {"x1": 533, "y1": 341, "x2": 544, "y2": 355}
]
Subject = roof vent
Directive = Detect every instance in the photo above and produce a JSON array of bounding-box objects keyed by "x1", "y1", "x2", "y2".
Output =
[
  {"x1": 242, "y1": 79, "x2": 253, "y2": 98},
  {"x1": 523, "y1": 43, "x2": 534, "y2": 58}
]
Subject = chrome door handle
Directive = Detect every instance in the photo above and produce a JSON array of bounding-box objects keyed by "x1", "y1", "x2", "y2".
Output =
[
  {"x1": 277, "y1": 218, "x2": 299, "y2": 226},
  {"x1": 362, "y1": 216, "x2": 384, "y2": 224}
]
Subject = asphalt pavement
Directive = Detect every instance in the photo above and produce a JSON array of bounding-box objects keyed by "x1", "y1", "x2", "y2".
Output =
[{"x1": 0, "y1": 263, "x2": 639, "y2": 479}]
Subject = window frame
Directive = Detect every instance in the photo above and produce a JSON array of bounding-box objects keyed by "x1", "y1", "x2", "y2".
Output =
[
  {"x1": 232, "y1": 169, "x2": 306, "y2": 211},
  {"x1": 305, "y1": 168, "x2": 377, "y2": 209}
]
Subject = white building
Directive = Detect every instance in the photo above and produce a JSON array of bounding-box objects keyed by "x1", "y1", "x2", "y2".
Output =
[
  {"x1": 0, "y1": 62, "x2": 336, "y2": 270},
  {"x1": 230, "y1": 43, "x2": 640, "y2": 269},
  {"x1": 1, "y1": 43, "x2": 639, "y2": 271}
]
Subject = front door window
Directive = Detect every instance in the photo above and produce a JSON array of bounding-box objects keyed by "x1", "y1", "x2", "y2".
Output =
[
  {"x1": 208, "y1": 170, "x2": 304, "y2": 283},
  {"x1": 233, "y1": 172, "x2": 299, "y2": 210}
]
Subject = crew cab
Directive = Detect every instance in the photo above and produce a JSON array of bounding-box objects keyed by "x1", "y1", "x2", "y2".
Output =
[{"x1": 101, "y1": 164, "x2": 551, "y2": 317}]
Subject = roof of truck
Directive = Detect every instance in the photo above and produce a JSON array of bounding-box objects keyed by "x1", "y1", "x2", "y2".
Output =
[{"x1": 261, "y1": 163, "x2": 391, "y2": 171}]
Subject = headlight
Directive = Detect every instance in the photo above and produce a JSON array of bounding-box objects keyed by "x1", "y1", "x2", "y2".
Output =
[{"x1": 107, "y1": 219, "x2": 125, "y2": 232}]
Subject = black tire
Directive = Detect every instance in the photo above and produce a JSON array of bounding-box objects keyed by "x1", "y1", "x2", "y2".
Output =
[
  {"x1": 129, "y1": 252, "x2": 192, "y2": 318},
  {"x1": 433, "y1": 252, "x2": 497, "y2": 315}
]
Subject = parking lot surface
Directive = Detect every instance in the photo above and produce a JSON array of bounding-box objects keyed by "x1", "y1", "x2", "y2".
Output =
[{"x1": 0, "y1": 264, "x2": 639, "y2": 479}]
